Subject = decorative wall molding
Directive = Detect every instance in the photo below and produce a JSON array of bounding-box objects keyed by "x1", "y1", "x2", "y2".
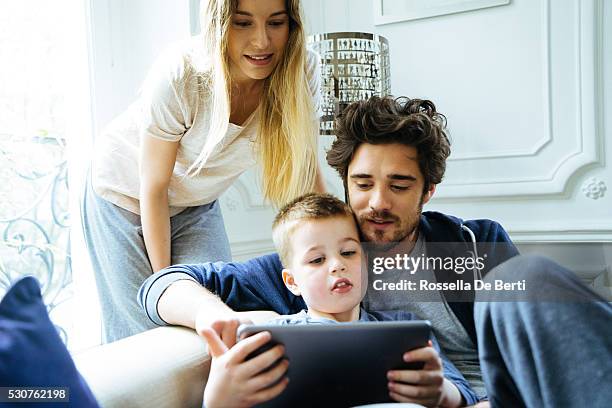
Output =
[
  {"x1": 448, "y1": 135, "x2": 551, "y2": 161},
  {"x1": 374, "y1": 0, "x2": 511, "y2": 25},
  {"x1": 221, "y1": 176, "x2": 268, "y2": 212},
  {"x1": 308, "y1": 0, "x2": 611, "y2": 243},
  {"x1": 510, "y1": 231, "x2": 612, "y2": 243},
  {"x1": 508, "y1": 214, "x2": 612, "y2": 242},
  {"x1": 446, "y1": 0, "x2": 549, "y2": 163},
  {"x1": 581, "y1": 177, "x2": 607, "y2": 199},
  {"x1": 437, "y1": 0, "x2": 604, "y2": 199},
  {"x1": 220, "y1": 194, "x2": 241, "y2": 212}
]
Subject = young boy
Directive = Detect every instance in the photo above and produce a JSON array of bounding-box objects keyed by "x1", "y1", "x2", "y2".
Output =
[{"x1": 200, "y1": 194, "x2": 477, "y2": 408}]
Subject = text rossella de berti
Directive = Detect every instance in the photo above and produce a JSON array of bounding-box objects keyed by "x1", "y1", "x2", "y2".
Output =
[{"x1": 370, "y1": 254, "x2": 526, "y2": 292}]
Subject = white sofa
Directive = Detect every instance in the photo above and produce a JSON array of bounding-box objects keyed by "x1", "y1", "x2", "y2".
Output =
[{"x1": 74, "y1": 327, "x2": 211, "y2": 408}]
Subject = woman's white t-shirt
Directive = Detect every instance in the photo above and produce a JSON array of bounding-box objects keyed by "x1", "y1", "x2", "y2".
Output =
[{"x1": 92, "y1": 37, "x2": 321, "y2": 215}]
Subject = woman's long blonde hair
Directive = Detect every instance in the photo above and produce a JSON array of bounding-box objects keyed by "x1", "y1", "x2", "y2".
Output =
[{"x1": 188, "y1": 0, "x2": 318, "y2": 207}]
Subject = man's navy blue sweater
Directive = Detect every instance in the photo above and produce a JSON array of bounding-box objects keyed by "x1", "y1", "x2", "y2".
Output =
[{"x1": 139, "y1": 211, "x2": 519, "y2": 346}]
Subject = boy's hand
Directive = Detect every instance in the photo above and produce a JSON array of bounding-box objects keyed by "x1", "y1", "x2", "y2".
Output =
[
  {"x1": 387, "y1": 341, "x2": 462, "y2": 408},
  {"x1": 194, "y1": 306, "x2": 278, "y2": 349},
  {"x1": 195, "y1": 311, "x2": 253, "y2": 349},
  {"x1": 201, "y1": 328, "x2": 289, "y2": 408}
]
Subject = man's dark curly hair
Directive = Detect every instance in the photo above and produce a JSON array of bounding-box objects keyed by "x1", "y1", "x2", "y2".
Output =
[{"x1": 326, "y1": 96, "x2": 451, "y2": 195}]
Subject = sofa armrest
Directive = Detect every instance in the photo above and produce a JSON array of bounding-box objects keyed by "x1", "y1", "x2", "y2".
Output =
[{"x1": 74, "y1": 326, "x2": 211, "y2": 408}]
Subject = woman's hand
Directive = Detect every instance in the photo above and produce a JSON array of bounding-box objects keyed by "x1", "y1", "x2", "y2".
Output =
[
  {"x1": 387, "y1": 341, "x2": 462, "y2": 408},
  {"x1": 201, "y1": 328, "x2": 289, "y2": 408}
]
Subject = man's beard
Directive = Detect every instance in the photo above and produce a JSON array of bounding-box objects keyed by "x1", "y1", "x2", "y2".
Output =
[
  {"x1": 358, "y1": 207, "x2": 421, "y2": 245},
  {"x1": 357, "y1": 192, "x2": 425, "y2": 247}
]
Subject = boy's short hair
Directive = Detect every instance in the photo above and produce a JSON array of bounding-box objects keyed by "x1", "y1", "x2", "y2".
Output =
[{"x1": 272, "y1": 193, "x2": 355, "y2": 267}]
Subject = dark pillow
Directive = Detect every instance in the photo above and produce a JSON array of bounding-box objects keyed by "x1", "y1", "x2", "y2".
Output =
[{"x1": 0, "y1": 276, "x2": 100, "y2": 407}]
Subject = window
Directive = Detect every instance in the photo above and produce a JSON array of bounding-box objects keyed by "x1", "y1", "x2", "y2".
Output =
[{"x1": 0, "y1": 0, "x2": 95, "y2": 350}]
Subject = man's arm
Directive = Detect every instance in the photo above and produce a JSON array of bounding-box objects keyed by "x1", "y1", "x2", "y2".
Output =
[
  {"x1": 157, "y1": 279, "x2": 280, "y2": 338},
  {"x1": 387, "y1": 343, "x2": 462, "y2": 407},
  {"x1": 157, "y1": 279, "x2": 233, "y2": 328},
  {"x1": 435, "y1": 337, "x2": 480, "y2": 406},
  {"x1": 137, "y1": 254, "x2": 306, "y2": 328}
]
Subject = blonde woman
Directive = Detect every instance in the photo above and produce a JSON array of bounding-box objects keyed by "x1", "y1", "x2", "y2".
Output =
[{"x1": 81, "y1": 0, "x2": 322, "y2": 342}]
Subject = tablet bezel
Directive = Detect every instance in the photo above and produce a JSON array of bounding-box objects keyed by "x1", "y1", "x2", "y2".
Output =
[{"x1": 237, "y1": 320, "x2": 432, "y2": 408}]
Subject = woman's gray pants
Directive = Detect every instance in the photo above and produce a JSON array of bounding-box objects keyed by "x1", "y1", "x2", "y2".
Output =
[{"x1": 81, "y1": 175, "x2": 231, "y2": 343}]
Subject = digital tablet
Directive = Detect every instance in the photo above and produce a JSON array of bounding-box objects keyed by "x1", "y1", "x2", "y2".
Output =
[{"x1": 237, "y1": 320, "x2": 431, "y2": 408}]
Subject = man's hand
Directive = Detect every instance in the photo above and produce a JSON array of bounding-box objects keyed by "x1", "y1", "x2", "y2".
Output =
[
  {"x1": 201, "y1": 328, "x2": 289, "y2": 408},
  {"x1": 387, "y1": 341, "x2": 462, "y2": 408}
]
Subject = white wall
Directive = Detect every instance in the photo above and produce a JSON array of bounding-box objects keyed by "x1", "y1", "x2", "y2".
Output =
[
  {"x1": 305, "y1": 0, "x2": 611, "y2": 241},
  {"x1": 302, "y1": 0, "x2": 611, "y2": 293},
  {"x1": 89, "y1": 0, "x2": 192, "y2": 133}
]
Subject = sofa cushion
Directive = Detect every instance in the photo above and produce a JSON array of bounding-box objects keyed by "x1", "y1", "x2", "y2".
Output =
[{"x1": 0, "y1": 276, "x2": 99, "y2": 407}]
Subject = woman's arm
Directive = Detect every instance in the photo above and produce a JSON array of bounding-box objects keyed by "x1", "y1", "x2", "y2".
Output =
[{"x1": 139, "y1": 135, "x2": 179, "y2": 272}]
